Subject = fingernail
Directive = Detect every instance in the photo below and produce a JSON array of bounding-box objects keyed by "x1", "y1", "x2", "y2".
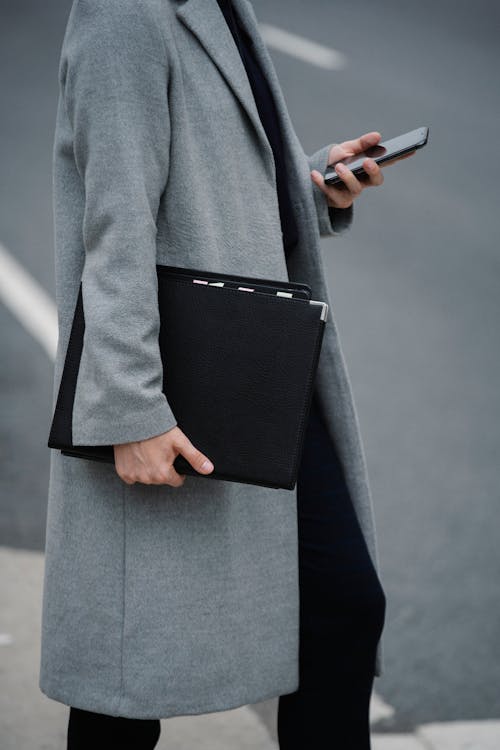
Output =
[
  {"x1": 201, "y1": 459, "x2": 214, "y2": 472},
  {"x1": 336, "y1": 163, "x2": 345, "y2": 173}
]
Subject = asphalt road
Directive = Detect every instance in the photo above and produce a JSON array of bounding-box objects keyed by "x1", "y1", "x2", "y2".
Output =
[{"x1": 1, "y1": 0, "x2": 499, "y2": 736}]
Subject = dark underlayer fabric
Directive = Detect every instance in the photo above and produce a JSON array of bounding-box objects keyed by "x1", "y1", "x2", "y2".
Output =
[
  {"x1": 67, "y1": 707, "x2": 161, "y2": 749},
  {"x1": 215, "y1": 0, "x2": 300, "y2": 258},
  {"x1": 276, "y1": 389, "x2": 386, "y2": 748}
]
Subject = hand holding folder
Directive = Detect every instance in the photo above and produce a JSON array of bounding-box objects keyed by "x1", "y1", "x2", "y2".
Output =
[{"x1": 48, "y1": 265, "x2": 328, "y2": 490}]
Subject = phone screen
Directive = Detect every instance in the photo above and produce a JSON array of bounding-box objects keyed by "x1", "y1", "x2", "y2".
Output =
[{"x1": 324, "y1": 127, "x2": 429, "y2": 183}]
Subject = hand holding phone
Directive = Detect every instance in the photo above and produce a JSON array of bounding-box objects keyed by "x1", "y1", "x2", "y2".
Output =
[{"x1": 324, "y1": 127, "x2": 429, "y2": 186}]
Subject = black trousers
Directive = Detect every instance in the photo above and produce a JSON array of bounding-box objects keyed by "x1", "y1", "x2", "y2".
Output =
[
  {"x1": 276, "y1": 389, "x2": 386, "y2": 749},
  {"x1": 67, "y1": 390, "x2": 386, "y2": 750}
]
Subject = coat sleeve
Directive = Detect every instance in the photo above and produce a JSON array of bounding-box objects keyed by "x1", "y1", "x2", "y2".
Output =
[
  {"x1": 307, "y1": 144, "x2": 354, "y2": 237},
  {"x1": 61, "y1": 0, "x2": 178, "y2": 446}
]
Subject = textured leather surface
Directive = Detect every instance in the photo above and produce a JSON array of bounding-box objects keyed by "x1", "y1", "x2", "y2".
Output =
[{"x1": 49, "y1": 265, "x2": 326, "y2": 489}]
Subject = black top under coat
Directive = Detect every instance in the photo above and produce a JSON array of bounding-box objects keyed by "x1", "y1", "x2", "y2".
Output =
[{"x1": 215, "y1": 0, "x2": 300, "y2": 258}]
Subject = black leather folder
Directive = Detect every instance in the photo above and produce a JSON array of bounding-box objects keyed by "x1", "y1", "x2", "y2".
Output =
[{"x1": 47, "y1": 264, "x2": 328, "y2": 490}]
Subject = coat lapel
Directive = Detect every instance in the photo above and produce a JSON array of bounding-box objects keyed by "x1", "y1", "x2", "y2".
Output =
[{"x1": 175, "y1": 0, "x2": 275, "y2": 172}]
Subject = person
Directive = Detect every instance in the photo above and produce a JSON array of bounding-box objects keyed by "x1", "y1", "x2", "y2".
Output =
[{"x1": 40, "y1": 0, "x2": 411, "y2": 747}]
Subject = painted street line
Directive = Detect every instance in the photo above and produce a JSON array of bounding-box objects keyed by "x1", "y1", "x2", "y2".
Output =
[
  {"x1": 0, "y1": 241, "x2": 57, "y2": 360},
  {"x1": 259, "y1": 23, "x2": 347, "y2": 70},
  {"x1": 417, "y1": 720, "x2": 500, "y2": 750},
  {"x1": 371, "y1": 690, "x2": 396, "y2": 723},
  {"x1": 372, "y1": 736, "x2": 425, "y2": 750},
  {"x1": 372, "y1": 721, "x2": 500, "y2": 750}
]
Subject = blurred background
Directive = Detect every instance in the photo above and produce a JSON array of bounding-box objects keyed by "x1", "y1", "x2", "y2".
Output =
[{"x1": 1, "y1": 0, "x2": 499, "y2": 747}]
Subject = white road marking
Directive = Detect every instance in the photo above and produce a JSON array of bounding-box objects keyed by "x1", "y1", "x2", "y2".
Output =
[
  {"x1": 417, "y1": 720, "x2": 500, "y2": 750},
  {"x1": 259, "y1": 23, "x2": 347, "y2": 70},
  {"x1": 370, "y1": 690, "x2": 396, "y2": 723},
  {"x1": 0, "y1": 241, "x2": 58, "y2": 361},
  {"x1": 372, "y1": 735, "x2": 426, "y2": 749}
]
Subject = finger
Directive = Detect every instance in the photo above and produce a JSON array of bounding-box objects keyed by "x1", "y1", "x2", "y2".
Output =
[
  {"x1": 118, "y1": 472, "x2": 136, "y2": 486},
  {"x1": 327, "y1": 142, "x2": 352, "y2": 166},
  {"x1": 158, "y1": 464, "x2": 186, "y2": 487},
  {"x1": 362, "y1": 158, "x2": 384, "y2": 186},
  {"x1": 175, "y1": 433, "x2": 214, "y2": 474},
  {"x1": 333, "y1": 162, "x2": 364, "y2": 196},
  {"x1": 133, "y1": 458, "x2": 184, "y2": 486},
  {"x1": 339, "y1": 130, "x2": 381, "y2": 157},
  {"x1": 310, "y1": 170, "x2": 354, "y2": 209},
  {"x1": 327, "y1": 131, "x2": 381, "y2": 167}
]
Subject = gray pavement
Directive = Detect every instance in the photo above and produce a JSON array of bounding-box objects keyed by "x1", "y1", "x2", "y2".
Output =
[{"x1": 1, "y1": 0, "x2": 500, "y2": 744}]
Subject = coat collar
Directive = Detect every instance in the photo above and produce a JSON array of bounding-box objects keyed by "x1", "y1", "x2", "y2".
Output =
[{"x1": 175, "y1": 0, "x2": 289, "y2": 177}]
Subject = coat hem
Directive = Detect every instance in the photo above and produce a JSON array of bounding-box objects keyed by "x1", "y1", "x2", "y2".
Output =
[{"x1": 39, "y1": 676, "x2": 300, "y2": 720}]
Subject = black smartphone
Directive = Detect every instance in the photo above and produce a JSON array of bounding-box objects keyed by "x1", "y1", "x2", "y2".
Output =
[{"x1": 324, "y1": 126, "x2": 429, "y2": 186}]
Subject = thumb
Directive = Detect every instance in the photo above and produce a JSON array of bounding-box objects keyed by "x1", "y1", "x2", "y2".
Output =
[{"x1": 176, "y1": 434, "x2": 214, "y2": 474}]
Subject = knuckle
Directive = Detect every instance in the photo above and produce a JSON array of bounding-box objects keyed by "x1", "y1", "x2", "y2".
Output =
[
  {"x1": 156, "y1": 464, "x2": 185, "y2": 487},
  {"x1": 167, "y1": 471, "x2": 184, "y2": 488},
  {"x1": 135, "y1": 471, "x2": 150, "y2": 485},
  {"x1": 157, "y1": 466, "x2": 173, "y2": 484},
  {"x1": 118, "y1": 470, "x2": 135, "y2": 485}
]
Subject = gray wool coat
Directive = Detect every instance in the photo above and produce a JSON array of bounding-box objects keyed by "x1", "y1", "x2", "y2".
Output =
[{"x1": 39, "y1": 0, "x2": 384, "y2": 720}]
